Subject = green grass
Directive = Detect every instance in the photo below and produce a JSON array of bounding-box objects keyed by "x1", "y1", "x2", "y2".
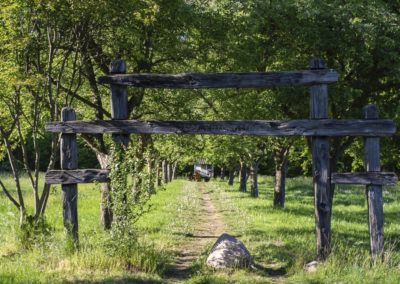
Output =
[
  {"x1": 0, "y1": 174, "x2": 203, "y2": 283},
  {"x1": 204, "y1": 177, "x2": 400, "y2": 283},
  {"x1": 1, "y1": 174, "x2": 399, "y2": 283}
]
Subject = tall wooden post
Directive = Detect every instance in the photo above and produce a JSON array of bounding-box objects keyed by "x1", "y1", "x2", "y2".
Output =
[
  {"x1": 310, "y1": 59, "x2": 331, "y2": 260},
  {"x1": 110, "y1": 59, "x2": 129, "y2": 147},
  {"x1": 363, "y1": 104, "x2": 384, "y2": 259},
  {"x1": 61, "y1": 107, "x2": 78, "y2": 244}
]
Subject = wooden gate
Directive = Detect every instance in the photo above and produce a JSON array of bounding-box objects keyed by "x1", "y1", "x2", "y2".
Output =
[{"x1": 45, "y1": 59, "x2": 397, "y2": 260}]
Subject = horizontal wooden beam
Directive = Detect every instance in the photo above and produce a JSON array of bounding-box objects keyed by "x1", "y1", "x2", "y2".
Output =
[
  {"x1": 331, "y1": 172, "x2": 398, "y2": 186},
  {"x1": 45, "y1": 169, "x2": 109, "y2": 184},
  {"x1": 97, "y1": 70, "x2": 338, "y2": 89},
  {"x1": 45, "y1": 119, "x2": 396, "y2": 136}
]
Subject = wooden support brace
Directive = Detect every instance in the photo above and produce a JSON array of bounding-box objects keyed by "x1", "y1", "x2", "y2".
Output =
[
  {"x1": 98, "y1": 69, "x2": 339, "y2": 88},
  {"x1": 45, "y1": 119, "x2": 396, "y2": 136},
  {"x1": 110, "y1": 60, "x2": 129, "y2": 147},
  {"x1": 60, "y1": 107, "x2": 79, "y2": 244},
  {"x1": 331, "y1": 172, "x2": 398, "y2": 186},
  {"x1": 45, "y1": 169, "x2": 110, "y2": 184},
  {"x1": 363, "y1": 104, "x2": 384, "y2": 259},
  {"x1": 310, "y1": 59, "x2": 332, "y2": 260}
]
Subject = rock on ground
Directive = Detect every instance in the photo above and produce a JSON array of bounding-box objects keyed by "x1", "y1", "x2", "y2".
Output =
[
  {"x1": 206, "y1": 233, "x2": 253, "y2": 269},
  {"x1": 304, "y1": 261, "x2": 318, "y2": 273}
]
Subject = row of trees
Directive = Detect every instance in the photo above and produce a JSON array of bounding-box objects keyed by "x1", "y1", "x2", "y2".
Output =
[{"x1": 1, "y1": 0, "x2": 400, "y2": 230}]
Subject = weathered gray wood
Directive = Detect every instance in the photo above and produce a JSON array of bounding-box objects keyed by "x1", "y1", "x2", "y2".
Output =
[
  {"x1": 60, "y1": 107, "x2": 78, "y2": 244},
  {"x1": 110, "y1": 59, "x2": 129, "y2": 146},
  {"x1": 331, "y1": 172, "x2": 398, "y2": 186},
  {"x1": 45, "y1": 119, "x2": 396, "y2": 136},
  {"x1": 363, "y1": 104, "x2": 384, "y2": 259},
  {"x1": 310, "y1": 59, "x2": 332, "y2": 261},
  {"x1": 45, "y1": 169, "x2": 110, "y2": 184},
  {"x1": 97, "y1": 69, "x2": 338, "y2": 89}
]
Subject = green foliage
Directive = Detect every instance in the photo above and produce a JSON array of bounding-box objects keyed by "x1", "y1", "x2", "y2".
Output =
[
  {"x1": 105, "y1": 142, "x2": 157, "y2": 259},
  {"x1": 16, "y1": 215, "x2": 54, "y2": 250}
]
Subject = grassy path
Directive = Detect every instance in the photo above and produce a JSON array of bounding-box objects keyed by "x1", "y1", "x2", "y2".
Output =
[{"x1": 165, "y1": 182, "x2": 226, "y2": 281}]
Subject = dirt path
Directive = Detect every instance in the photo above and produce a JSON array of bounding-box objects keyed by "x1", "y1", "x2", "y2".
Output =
[{"x1": 165, "y1": 183, "x2": 225, "y2": 282}]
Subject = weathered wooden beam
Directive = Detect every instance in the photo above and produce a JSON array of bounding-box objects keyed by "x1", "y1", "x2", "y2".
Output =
[
  {"x1": 60, "y1": 107, "x2": 79, "y2": 244},
  {"x1": 331, "y1": 172, "x2": 398, "y2": 186},
  {"x1": 310, "y1": 59, "x2": 331, "y2": 261},
  {"x1": 363, "y1": 105, "x2": 384, "y2": 260},
  {"x1": 110, "y1": 59, "x2": 130, "y2": 146},
  {"x1": 45, "y1": 169, "x2": 110, "y2": 184},
  {"x1": 45, "y1": 119, "x2": 396, "y2": 136},
  {"x1": 97, "y1": 70, "x2": 338, "y2": 89}
]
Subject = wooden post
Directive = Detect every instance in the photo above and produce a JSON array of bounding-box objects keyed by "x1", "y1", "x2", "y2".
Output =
[
  {"x1": 310, "y1": 59, "x2": 331, "y2": 260},
  {"x1": 110, "y1": 59, "x2": 129, "y2": 147},
  {"x1": 363, "y1": 104, "x2": 384, "y2": 259},
  {"x1": 60, "y1": 107, "x2": 78, "y2": 244}
]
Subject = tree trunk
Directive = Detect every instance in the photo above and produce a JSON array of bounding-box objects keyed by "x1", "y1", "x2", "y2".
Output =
[
  {"x1": 228, "y1": 168, "x2": 235, "y2": 186},
  {"x1": 157, "y1": 161, "x2": 162, "y2": 187},
  {"x1": 162, "y1": 160, "x2": 168, "y2": 183},
  {"x1": 250, "y1": 162, "x2": 259, "y2": 197},
  {"x1": 239, "y1": 161, "x2": 247, "y2": 192},
  {"x1": 220, "y1": 167, "x2": 225, "y2": 180},
  {"x1": 147, "y1": 158, "x2": 155, "y2": 194},
  {"x1": 172, "y1": 162, "x2": 177, "y2": 180},
  {"x1": 274, "y1": 150, "x2": 288, "y2": 208},
  {"x1": 168, "y1": 161, "x2": 173, "y2": 182},
  {"x1": 97, "y1": 153, "x2": 112, "y2": 229},
  {"x1": 38, "y1": 134, "x2": 59, "y2": 217}
]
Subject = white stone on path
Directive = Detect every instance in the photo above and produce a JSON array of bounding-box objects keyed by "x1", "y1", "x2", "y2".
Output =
[
  {"x1": 304, "y1": 261, "x2": 319, "y2": 273},
  {"x1": 206, "y1": 233, "x2": 253, "y2": 269}
]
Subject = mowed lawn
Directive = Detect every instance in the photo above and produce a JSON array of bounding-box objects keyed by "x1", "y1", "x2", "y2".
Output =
[{"x1": 0, "y1": 173, "x2": 399, "y2": 283}]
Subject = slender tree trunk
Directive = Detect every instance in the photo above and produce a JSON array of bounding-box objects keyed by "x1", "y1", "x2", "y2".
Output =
[
  {"x1": 172, "y1": 162, "x2": 177, "y2": 180},
  {"x1": 228, "y1": 168, "x2": 235, "y2": 186},
  {"x1": 250, "y1": 161, "x2": 259, "y2": 197},
  {"x1": 147, "y1": 158, "x2": 155, "y2": 194},
  {"x1": 168, "y1": 161, "x2": 173, "y2": 182},
  {"x1": 38, "y1": 135, "x2": 59, "y2": 217},
  {"x1": 97, "y1": 153, "x2": 113, "y2": 229},
  {"x1": 220, "y1": 167, "x2": 225, "y2": 180},
  {"x1": 274, "y1": 150, "x2": 288, "y2": 208},
  {"x1": 2, "y1": 136, "x2": 25, "y2": 224},
  {"x1": 157, "y1": 161, "x2": 162, "y2": 186},
  {"x1": 162, "y1": 160, "x2": 169, "y2": 183},
  {"x1": 239, "y1": 161, "x2": 247, "y2": 192}
]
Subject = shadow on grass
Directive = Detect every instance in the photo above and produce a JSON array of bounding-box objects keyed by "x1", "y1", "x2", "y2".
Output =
[
  {"x1": 287, "y1": 186, "x2": 314, "y2": 197},
  {"x1": 65, "y1": 277, "x2": 164, "y2": 284},
  {"x1": 253, "y1": 263, "x2": 287, "y2": 277},
  {"x1": 255, "y1": 241, "x2": 307, "y2": 272}
]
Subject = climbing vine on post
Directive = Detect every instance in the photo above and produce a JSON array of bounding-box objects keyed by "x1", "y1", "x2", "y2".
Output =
[{"x1": 107, "y1": 142, "x2": 158, "y2": 256}]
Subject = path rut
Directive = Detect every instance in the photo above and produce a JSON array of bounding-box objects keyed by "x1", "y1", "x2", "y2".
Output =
[{"x1": 165, "y1": 183, "x2": 225, "y2": 282}]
